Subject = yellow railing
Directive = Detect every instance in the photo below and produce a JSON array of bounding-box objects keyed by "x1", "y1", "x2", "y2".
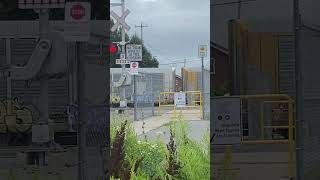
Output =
[
  {"x1": 158, "y1": 91, "x2": 203, "y2": 119},
  {"x1": 241, "y1": 94, "x2": 295, "y2": 178}
]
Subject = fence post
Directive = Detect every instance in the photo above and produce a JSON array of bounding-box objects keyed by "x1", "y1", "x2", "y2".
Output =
[
  {"x1": 200, "y1": 91, "x2": 203, "y2": 119},
  {"x1": 260, "y1": 103, "x2": 265, "y2": 139},
  {"x1": 288, "y1": 98, "x2": 294, "y2": 179},
  {"x1": 134, "y1": 74, "x2": 137, "y2": 121},
  {"x1": 151, "y1": 74, "x2": 155, "y2": 116},
  {"x1": 158, "y1": 94, "x2": 161, "y2": 116},
  {"x1": 222, "y1": 145, "x2": 233, "y2": 180}
]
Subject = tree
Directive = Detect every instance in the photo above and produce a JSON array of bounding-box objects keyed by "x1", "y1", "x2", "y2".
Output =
[
  {"x1": 129, "y1": 35, "x2": 159, "y2": 68},
  {"x1": 109, "y1": 22, "x2": 159, "y2": 68}
]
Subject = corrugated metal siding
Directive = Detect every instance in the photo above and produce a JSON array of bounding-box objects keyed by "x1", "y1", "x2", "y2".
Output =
[
  {"x1": 300, "y1": 29, "x2": 320, "y2": 179},
  {"x1": 0, "y1": 39, "x2": 5, "y2": 65},
  {"x1": 278, "y1": 35, "x2": 295, "y2": 98},
  {"x1": 0, "y1": 38, "x2": 70, "y2": 125},
  {"x1": 11, "y1": 38, "x2": 38, "y2": 65},
  {"x1": 0, "y1": 39, "x2": 5, "y2": 100},
  {"x1": 0, "y1": 78, "x2": 5, "y2": 100},
  {"x1": 48, "y1": 78, "x2": 69, "y2": 123}
]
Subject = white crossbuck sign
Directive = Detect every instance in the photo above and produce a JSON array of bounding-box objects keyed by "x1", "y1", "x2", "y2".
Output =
[{"x1": 111, "y1": 9, "x2": 131, "y2": 32}]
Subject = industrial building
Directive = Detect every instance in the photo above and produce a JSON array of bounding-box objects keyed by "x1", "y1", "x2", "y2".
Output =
[
  {"x1": 110, "y1": 67, "x2": 176, "y2": 104},
  {"x1": 211, "y1": 0, "x2": 320, "y2": 179},
  {"x1": 181, "y1": 63, "x2": 210, "y2": 119}
]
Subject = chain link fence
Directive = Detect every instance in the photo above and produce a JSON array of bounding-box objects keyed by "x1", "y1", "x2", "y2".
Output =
[
  {"x1": 111, "y1": 68, "x2": 176, "y2": 121},
  {"x1": 133, "y1": 72, "x2": 157, "y2": 120}
]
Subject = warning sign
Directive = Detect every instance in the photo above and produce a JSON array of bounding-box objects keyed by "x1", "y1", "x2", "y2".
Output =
[
  {"x1": 174, "y1": 92, "x2": 186, "y2": 108},
  {"x1": 212, "y1": 97, "x2": 241, "y2": 145},
  {"x1": 130, "y1": 62, "x2": 139, "y2": 75},
  {"x1": 126, "y1": 44, "x2": 142, "y2": 61},
  {"x1": 198, "y1": 45, "x2": 207, "y2": 58},
  {"x1": 64, "y1": 2, "x2": 91, "y2": 42}
]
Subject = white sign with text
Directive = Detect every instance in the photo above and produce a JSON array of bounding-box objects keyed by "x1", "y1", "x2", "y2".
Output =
[
  {"x1": 174, "y1": 92, "x2": 186, "y2": 108},
  {"x1": 212, "y1": 96, "x2": 241, "y2": 145},
  {"x1": 126, "y1": 44, "x2": 142, "y2": 61},
  {"x1": 130, "y1": 62, "x2": 139, "y2": 75},
  {"x1": 64, "y1": 2, "x2": 91, "y2": 42}
]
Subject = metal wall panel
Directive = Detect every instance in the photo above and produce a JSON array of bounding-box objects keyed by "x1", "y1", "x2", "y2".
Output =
[
  {"x1": 0, "y1": 38, "x2": 70, "y2": 126},
  {"x1": 278, "y1": 35, "x2": 296, "y2": 98},
  {"x1": 300, "y1": 29, "x2": 320, "y2": 179}
]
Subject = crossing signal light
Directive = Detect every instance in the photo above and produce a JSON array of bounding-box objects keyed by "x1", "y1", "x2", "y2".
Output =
[{"x1": 109, "y1": 43, "x2": 119, "y2": 55}]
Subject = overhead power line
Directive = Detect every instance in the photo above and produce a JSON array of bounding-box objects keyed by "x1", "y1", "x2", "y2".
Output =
[
  {"x1": 159, "y1": 59, "x2": 209, "y2": 66},
  {"x1": 302, "y1": 24, "x2": 320, "y2": 33},
  {"x1": 211, "y1": 0, "x2": 257, "y2": 6}
]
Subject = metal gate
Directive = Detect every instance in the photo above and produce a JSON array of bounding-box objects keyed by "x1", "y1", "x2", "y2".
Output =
[
  {"x1": 158, "y1": 91, "x2": 203, "y2": 120},
  {"x1": 212, "y1": 94, "x2": 295, "y2": 179}
]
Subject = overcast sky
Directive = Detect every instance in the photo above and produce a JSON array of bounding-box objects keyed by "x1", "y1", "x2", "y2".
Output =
[{"x1": 111, "y1": 0, "x2": 210, "y2": 74}]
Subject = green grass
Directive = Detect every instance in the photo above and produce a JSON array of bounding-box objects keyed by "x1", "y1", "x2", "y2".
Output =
[{"x1": 110, "y1": 115, "x2": 210, "y2": 180}]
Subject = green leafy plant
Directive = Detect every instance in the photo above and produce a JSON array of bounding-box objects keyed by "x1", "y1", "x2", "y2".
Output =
[
  {"x1": 166, "y1": 127, "x2": 182, "y2": 179},
  {"x1": 110, "y1": 114, "x2": 210, "y2": 180}
]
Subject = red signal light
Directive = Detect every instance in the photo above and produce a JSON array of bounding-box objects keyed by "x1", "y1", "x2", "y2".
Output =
[{"x1": 109, "y1": 43, "x2": 118, "y2": 54}]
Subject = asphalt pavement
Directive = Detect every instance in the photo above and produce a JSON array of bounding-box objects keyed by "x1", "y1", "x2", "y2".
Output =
[{"x1": 138, "y1": 120, "x2": 210, "y2": 143}]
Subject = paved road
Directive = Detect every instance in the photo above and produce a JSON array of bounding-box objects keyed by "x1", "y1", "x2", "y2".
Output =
[
  {"x1": 111, "y1": 106, "x2": 172, "y2": 120},
  {"x1": 138, "y1": 120, "x2": 210, "y2": 143}
]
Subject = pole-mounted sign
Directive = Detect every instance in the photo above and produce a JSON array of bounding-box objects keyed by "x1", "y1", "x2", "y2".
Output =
[
  {"x1": 212, "y1": 96, "x2": 241, "y2": 145},
  {"x1": 126, "y1": 44, "x2": 142, "y2": 61},
  {"x1": 130, "y1": 62, "x2": 139, "y2": 75},
  {"x1": 174, "y1": 92, "x2": 186, "y2": 108},
  {"x1": 198, "y1": 45, "x2": 207, "y2": 58}
]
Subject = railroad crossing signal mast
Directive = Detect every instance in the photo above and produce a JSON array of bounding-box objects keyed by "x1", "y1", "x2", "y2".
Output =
[{"x1": 111, "y1": 0, "x2": 131, "y2": 106}]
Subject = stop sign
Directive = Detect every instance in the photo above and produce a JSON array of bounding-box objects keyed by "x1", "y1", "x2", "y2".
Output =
[
  {"x1": 70, "y1": 4, "x2": 86, "y2": 20},
  {"x1": 132, "y1": 62, "x2": 137, "y2": 68}
]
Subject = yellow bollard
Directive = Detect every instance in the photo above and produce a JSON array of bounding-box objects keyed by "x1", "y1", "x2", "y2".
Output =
[
  {"x1": 32, "y1": 169, "x2": 39, "y2": 180},
  {"x1": 8, "y1": 168, "x2": 15, "y2": 180},
  {"x1": 288, "y1": 99, "x2": 294, "y2": 179},
  {"x1": 221, "y1": 145, "x2": 232, "y2": 180},
  {"x1": 260, "y1": 103, "x2": 265, "y2": 139}
]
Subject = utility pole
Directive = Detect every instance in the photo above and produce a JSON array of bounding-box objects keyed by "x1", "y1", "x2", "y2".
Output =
[
  {"x1": 294, "y1": 0, "x2": 303, "y2": 179},
  {"x1": 120, "y1": 0, "x2": 126, "y2": 106},
  {"x1": 181, "y1": 58, "x2": 187, "y2": 91},
  {"x1": 237, "y1": 0, "x2": 241, "y2": 19},
  {"x1": 135, "y1": 22, "x2": 148, "y2": 47},
  {"x1": 201, "y1": 56, "x2": 205, "y2": 119},
  {"x1": 199, "y1": 45, "x2": 207, "y2": 120},
  {"x1": 134, "y1": 22, "x2": 148, "y2": 121}
]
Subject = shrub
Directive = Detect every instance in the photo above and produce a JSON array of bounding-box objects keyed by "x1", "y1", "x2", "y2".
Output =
[{"x1": 110, "y1": 115, "x2": 210, "y2": 180}]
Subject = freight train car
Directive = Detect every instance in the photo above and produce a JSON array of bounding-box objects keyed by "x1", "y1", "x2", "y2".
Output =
[{"x1": 0, "y1": 20, "x2": 108, "y2": 180}]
